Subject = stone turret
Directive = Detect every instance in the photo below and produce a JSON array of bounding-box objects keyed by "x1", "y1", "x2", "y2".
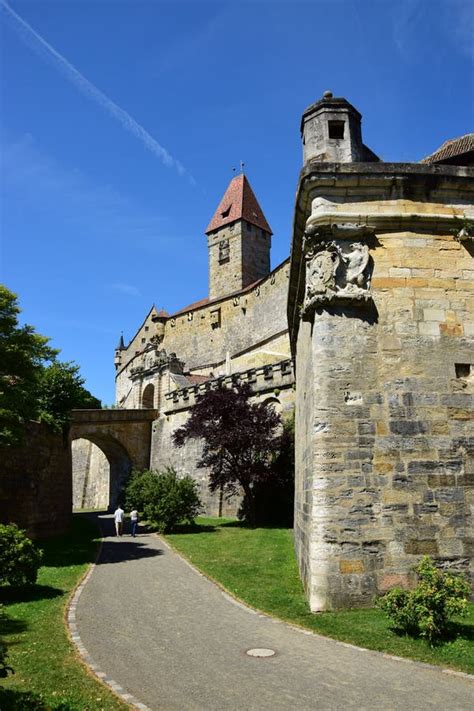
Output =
[
  {"x1": 205, "y1": 174, "x2": 272, "y2": 300},
  {"x1": 301, "y1": 90, "x2": 379, "y2": 164},
  {"x1": 114, "y1": 333, "x2": 125, "y2": 370}
]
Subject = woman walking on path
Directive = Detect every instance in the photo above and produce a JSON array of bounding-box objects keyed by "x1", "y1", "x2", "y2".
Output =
[{"x1": 130, "y1": 509, "x2": 139, "y2": 537}]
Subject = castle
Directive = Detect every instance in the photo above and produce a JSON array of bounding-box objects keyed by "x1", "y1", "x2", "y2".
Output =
[
  {"x1": 73, "y1": 172, "x2": 295, "y2": 515},
  {"x1": 72, "y1": 92, "x2": 473, "y2": 610}
]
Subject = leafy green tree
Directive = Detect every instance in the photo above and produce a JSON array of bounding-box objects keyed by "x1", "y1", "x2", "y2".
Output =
[
  {"x1": 125, "y1": 467, "x2": 202, "y2": 533},
  {"x1": 0, "y1": 286, "x2": 100, "y2": 444},
  {"x1": 0, "y1": 286, "x2": 56, "y2": 444},
  {"x1": 37, "y1": 361, "x2": 101, "y2": 431},
  {"x1": 173, "y1": 382, "x2": 282, "y2": 525}
]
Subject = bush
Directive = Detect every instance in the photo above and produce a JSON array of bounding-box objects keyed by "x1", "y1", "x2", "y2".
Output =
[
  {"x1": 0, "y1": 524, "x2": 42, "y2": 586},
  {"x1": 125, "y1": 467, "x2": 203, "y2": 533},
  {"x1": 377, "y1": 556, "x2": 470, "y2": 644}
]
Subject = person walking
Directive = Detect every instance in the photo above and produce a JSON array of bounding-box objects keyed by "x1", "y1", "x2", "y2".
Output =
[
  {"x1": 114, "y1": 505, "x2": 125, "y2": 536},
  {"x1": 130, "y1": 508, "x2": 139, "y2": 537}
]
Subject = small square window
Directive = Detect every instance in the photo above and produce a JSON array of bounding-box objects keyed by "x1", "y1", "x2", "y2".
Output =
[
  {"x1": 328, "y1": 121, "x2": 345, "y2": 139},
  {"x1": 455, "y1": 363, "x2": 471, "y2": 378}
]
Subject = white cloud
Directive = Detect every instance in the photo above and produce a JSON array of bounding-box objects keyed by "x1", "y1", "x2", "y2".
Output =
[{"x1": 108, "y1": 283, "x2": 141, "y2": 297}]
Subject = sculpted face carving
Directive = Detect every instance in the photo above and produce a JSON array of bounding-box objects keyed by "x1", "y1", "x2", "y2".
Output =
[{"x1": 303, "y1": 231, "x2": 372, "y2": 313}]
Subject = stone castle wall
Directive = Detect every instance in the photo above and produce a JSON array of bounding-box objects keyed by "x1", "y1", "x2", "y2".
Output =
[
  {"x1": 151, "y1": 360, "x2": 295, "y2": 516},
  {"x1": 290, "y1": 164, "x2": 473, "y2": 610},
  {"x1": 72, "y1": 438, "x2": 109, "y2": 510},
  {"x1": 115, "y1": 259, "x2": 290, "y2": 408},
  {"x1": 0, "y1": 422, "x2": 72, "y2": 539}
]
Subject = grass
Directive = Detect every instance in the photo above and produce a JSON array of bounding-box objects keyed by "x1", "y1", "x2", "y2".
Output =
[
  {"x1": 166, "y1": 517, "x2": 474, "y2": 675},
  {"x1": 0, "y1": 515, "x2": 128, "y2": 711}
]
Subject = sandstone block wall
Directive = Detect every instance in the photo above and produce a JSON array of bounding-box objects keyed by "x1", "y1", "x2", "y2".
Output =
[
  {"x1": 72, "y1": 438, "x2": 109, "y2": 510},
  {"x1": 290, "y1": 164, "x2": 473, "y2": 610},
  {"x1": 0, "y1": 422, "x2": 72, "y2": 539}
]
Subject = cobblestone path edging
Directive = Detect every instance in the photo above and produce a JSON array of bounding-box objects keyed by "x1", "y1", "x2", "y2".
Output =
[{"x1": 66, "y1": 531, "x2": 152, "y2": 711}]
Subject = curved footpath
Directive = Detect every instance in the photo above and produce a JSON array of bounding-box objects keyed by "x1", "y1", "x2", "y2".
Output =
[{"x1": 74, "y1": 515, "x2": 473, "y2": 711}]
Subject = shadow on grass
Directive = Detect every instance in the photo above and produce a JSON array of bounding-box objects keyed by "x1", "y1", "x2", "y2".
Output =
[
  {"x1": 0, "y1": 614, "x2": 28, "y2": 636},
  {"x1": 0, "y1": 585, "x2": 63, "y2": 606},
  {"x1": 389, "y1": 619, "x2": 474, "y2": 646},
  {"x1": 36, "y1": 514, "x2": 101, "y2": 569},
  {"x1": 170, "y1": 522, "x2": 218, "y2": 534},
  {"x1": 0, "y1": 688, "x2": 73, "y2": 711}
]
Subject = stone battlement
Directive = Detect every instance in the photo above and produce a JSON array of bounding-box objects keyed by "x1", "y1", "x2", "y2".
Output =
[{"x1": 163, "y1": 359, "x2": 294, "y2": 414}]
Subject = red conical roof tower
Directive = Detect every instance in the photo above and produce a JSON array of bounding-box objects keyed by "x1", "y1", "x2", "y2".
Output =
[
  {"x1": 206, "y1": 174, "x2": 272, "y2": 235},
  {"x1": 205, "y1": 174, "x2": 272, "y2": 301}
]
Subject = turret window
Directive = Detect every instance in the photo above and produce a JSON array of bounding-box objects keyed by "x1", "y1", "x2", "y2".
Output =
[{"x1": 328, "y1": 120, "x2": 345, "y2": 139}]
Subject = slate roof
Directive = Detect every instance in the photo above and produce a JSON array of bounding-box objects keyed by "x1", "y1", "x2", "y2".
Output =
[
  {"x1": 205, "y1": 174, "x2": 272, "y2": 235},
  {"x1": 421, "y1": 134, "x2": 474, "y2": 165}
]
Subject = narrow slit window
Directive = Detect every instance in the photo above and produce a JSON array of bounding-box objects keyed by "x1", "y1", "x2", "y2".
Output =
[{"x1": 328, "y1": 120, "x2": 345, "y2": 139}]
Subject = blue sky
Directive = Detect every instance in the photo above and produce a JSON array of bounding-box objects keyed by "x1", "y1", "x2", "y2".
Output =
[{"x1": 1, "y1": 0, "x2": 473, "y2": 404}]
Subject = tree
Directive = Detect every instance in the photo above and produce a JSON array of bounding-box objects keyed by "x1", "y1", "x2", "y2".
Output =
[
  {"x1": 0, "y1": 286, "x2": 57, "y2": 445},
  {"x1": 0, "y1": 286, "x2": 100, "y2": 445},
  {"x1": 173, "y1": 382, "x2": 281, "y2": 524},
  {"x1": 36, "y1": 361, "x2": 101, "y2": 431}
]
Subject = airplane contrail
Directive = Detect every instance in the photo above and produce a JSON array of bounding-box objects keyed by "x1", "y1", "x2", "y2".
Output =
[{"x1": 1, "y1": 1, "x2": 188, "y2": 178}]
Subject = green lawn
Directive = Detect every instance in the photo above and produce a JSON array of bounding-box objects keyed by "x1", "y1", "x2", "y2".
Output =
[
  {"x1": 0, "y1": 515, "x2": 128, "y2": 711},
  {"x1": 166, "y1": 517, "x2": 474, "y2": 675}
]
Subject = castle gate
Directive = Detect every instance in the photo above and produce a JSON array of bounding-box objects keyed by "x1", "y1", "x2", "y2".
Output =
[{"x1": 70, "y1": 409, "x2": 157, "y2": 509}]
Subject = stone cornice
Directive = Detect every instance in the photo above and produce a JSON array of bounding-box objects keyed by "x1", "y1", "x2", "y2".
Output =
[{"x1": 287, "y1": 163, "x2": 474, "y2": 354}]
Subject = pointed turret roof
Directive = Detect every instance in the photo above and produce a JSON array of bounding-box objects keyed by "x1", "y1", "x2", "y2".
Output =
[
  {"x1": 205, "y1": 174, "x2": 272, "y2": 235},
  {"x1": 116, "y1": 333, "x2": 125, "y2": 350}
]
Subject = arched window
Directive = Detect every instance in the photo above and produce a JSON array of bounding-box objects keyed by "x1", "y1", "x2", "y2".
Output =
[{"x1": 142, "y1": 383, "x2": 155, "y2": 409}]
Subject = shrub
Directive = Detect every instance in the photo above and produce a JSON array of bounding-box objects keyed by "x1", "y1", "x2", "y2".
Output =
[
  {"x1": 125, "y1": 467, "x2": 203, "y2": 533},
  {"x1": 0, "y1": 524, "x2": 42, "y2": 586},
  {"x1": 377, "y1": 556, "x2": 470, "y2": 644}
]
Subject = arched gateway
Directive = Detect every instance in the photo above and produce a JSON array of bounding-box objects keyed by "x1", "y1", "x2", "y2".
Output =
[{"x1": 70, "y1": 408, "x2": 157, "y2": 510}]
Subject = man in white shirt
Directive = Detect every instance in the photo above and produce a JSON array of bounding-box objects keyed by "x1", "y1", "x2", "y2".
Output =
[{"x1": 114, "y1": 505, "x2": 124, "y2": 536}]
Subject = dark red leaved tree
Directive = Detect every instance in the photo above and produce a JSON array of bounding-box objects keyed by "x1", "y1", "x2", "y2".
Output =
[{"x1": 173, "y1": 382, "x2": 281, "y2": 524}]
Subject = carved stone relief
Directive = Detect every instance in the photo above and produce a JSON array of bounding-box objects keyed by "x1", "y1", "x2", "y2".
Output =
[{"x1": 302, "y1": 227, "x2": 373, "y2": 313}]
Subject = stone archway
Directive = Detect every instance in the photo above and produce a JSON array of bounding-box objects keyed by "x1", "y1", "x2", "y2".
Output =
[
  {"x1": 142, "y1": 383, "x2": 155, "y2": 409},
  {"x1": 71, "y1": 432, "x2": 132, "y2": 511}
]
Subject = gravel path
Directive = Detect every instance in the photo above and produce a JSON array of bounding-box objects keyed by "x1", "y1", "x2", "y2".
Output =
[{"x1": 75, "y1": 515, "x2": 473, "y2": 711}]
